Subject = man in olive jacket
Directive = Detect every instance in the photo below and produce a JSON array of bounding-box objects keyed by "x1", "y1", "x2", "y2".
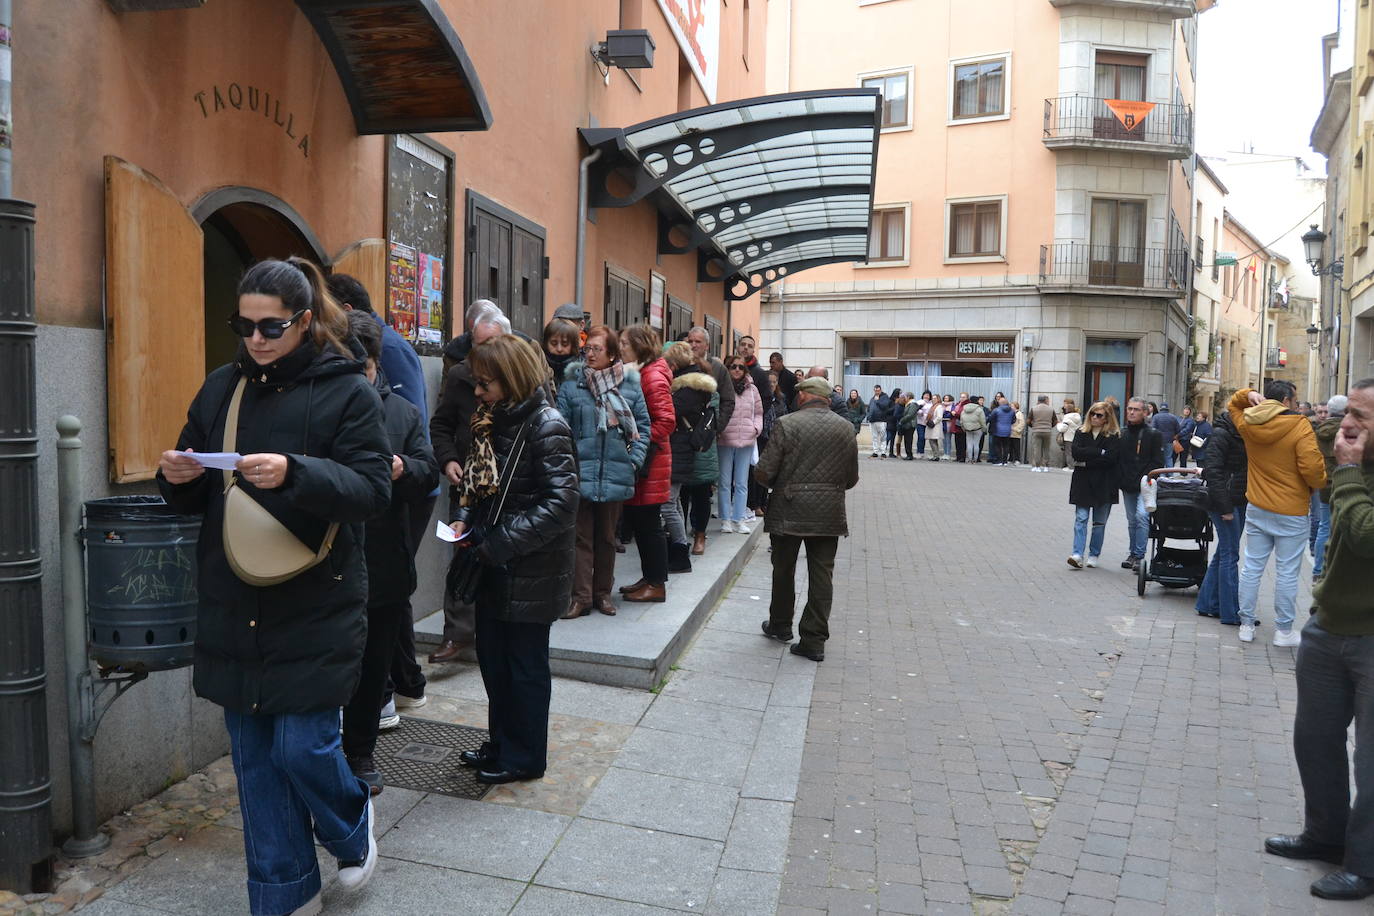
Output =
[{"x1": 755, "y1": 376, "x2": 860, "y2": 662}]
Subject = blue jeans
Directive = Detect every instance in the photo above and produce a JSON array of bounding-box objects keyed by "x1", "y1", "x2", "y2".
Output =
[
  {"x1": 942, "y1": 430, "x2": 954, "y2": 455},
  {"x1": 1238, "y1": 504, "x2": 1309, "y2": 632},
  {"x1": 1313, "y1": 494, "x2": 1332, "y2": 577},
  {"x1": 224, "y1": 708, "x2": 370, "y2": 916},
  {"x1": 916, "y1": 424, "x2": 926, "y2": 454},
  {"x1": 1072, "y1": 503, "x2": 1113, "y2": 557},
  {"x1": 1122, "y1": 489, "x2": 1148, "y2": 558},
  {"x1": 1196, "y1": 504, "x2": 1246, "y2": 623},
  {"x1": 717, "y1": 444, "x2": 753, "y2": 523}
]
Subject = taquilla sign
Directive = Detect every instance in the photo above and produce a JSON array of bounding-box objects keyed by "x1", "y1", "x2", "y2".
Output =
[{"x1": 193, "y1": 83, "x2": 312, "y2": 159}]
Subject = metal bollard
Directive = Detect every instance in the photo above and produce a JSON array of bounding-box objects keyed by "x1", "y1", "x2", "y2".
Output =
[{"x1": 56, "y1": 416, "x2": 108, "y2": 857}]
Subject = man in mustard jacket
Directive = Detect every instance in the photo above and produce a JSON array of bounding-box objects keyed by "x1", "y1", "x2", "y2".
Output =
[{"x1": 1228, "y1": 380, "x2": 1327, "y2": 646}]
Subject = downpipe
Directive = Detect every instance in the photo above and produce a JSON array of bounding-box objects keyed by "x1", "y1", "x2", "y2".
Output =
[{"x1": 574, "y1": 147, "x2": 602, "y2": 314}]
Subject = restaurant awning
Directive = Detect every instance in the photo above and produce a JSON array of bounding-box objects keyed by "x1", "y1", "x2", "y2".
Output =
[
  {"x1": 295, "y1": 0, "x2": 493, "y2": 134},
  {"x1": 580, "y1": 89, "x2": 882, "y2": 300}
]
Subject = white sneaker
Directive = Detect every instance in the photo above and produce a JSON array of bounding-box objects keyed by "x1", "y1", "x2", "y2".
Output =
[
  {"x1": 737, "y1": 520, "x2": 753, "y2": 535},
  {"x1": 1273, "y1": 628, "x2": 1301, "y2": 648},
  {"x1": 289, "y1": 892, "x2": 323, "y2": 916},
  {"x1": 337, "y1": 799, "x2": 377, "y2": 892},
  {"x1": 1067, "y1": 555, "x2": 1083, "y2": 569},
  {"x1": 720, "y1": 520, "x2": 737, "y2": 534},
  {"x1": 378, "y1": 698, "x2": 400, "y2": 731},
  {"x1": 1062, "y1": 467, "x2": 1074, "y2": 473},
  {"x1": 1239, "y1": 623, "x2": 1255, "y2": 643},
  {"x1": 1085, "y1": 556, "x2": 1099, "y2": 568},
  {"x1": 394, "y1": 692, "x2": 427, "y2": 709}
]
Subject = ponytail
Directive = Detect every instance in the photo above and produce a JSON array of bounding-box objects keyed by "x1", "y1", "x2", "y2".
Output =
[{"x1": 238, "y1": 256, "x2": 351, "y2": 357}]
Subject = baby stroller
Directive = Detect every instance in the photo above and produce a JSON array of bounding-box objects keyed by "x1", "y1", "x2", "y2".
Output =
[{"x1": 1137, "y1": 468, "x2": 1212, "y2": 596}]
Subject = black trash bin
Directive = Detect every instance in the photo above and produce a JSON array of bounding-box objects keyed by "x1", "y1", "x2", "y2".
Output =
[{"x1": 83, "y1": 496, "x2": 200, "y2": 672}]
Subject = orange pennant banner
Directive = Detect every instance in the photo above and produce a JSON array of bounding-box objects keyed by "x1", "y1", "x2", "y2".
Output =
[{"x1": 1104, "y1": 99, "x2": 1156, "y2": 132}]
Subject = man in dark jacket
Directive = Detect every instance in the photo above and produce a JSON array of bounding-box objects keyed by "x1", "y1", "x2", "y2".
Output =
[
  {"x1": 1120, "y1": 397, "x2": 1165, "y2": 569},
  {"x1": 689, "y1": 326, "x2": 735, "y2": 431},
  {"x1": 756, "y1": 376, "x2": 860, "y2": 662},
  {"x1": 866, "y1": 385, "x2": 891, "y2": 458},
  {"x1": 770, "y1": 351, "x2": 797, "y2": 412},
  {"x1": 428, "y1": 310, "x2": 511, "y2": 662},
  {"x1": 1152, "y1": 402, "x2": 1183, "y2": 467},
  {"x1": 341, "y1": 313, "x2": 439, "y2": 793},
  {"x1": 1195, "y1": 411, "x2": 1248, "y2": 624},
  {"x1": 737, "y1": 335, "x2": 772, "y2": 401}
]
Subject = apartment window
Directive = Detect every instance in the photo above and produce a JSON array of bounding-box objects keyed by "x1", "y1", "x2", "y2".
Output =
[
  {"x1": 1094, "y1": 52, "x2": 1147, "y2": 101},
  {"x1": 947, "y1": 198, "x2": 1003, "y2": 259},
  {"x1": 867, "y1": 206, "x2": 907, "y2": 262},
  {"x1": 950, "y1": 55, "x2": 1009, "y2": 121},
  {"x1": 861, "y1": 70, "x2": 911, "y2": 130},
  {"x1": 1089, "y1": 198, "x2": 1146, "y2": 286}
]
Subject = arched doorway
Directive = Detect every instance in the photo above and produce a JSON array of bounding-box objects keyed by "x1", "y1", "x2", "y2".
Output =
[{"x1": 193, "y1": 189, "x2": 328, "y2": 375}]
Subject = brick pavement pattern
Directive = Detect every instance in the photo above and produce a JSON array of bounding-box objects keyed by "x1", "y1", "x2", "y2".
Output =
[{"x1": 777, "y1": 458, "x2": 1346, "y2": 915}]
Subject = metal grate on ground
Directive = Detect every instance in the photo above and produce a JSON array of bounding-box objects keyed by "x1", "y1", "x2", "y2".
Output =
[{"x1": 374, "y1": 716, "x2": 492, "y2": 800}]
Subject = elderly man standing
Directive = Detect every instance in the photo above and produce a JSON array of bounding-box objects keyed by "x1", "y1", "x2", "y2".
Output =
[
  {"x1": 1228, "y1": 380, "x2": 1327, "y2": 647},
  {"x1": 687, "y1": 326, "x2": 735, "y2": 430},
  {"x1": 1265, "y1": 378, "x2": 1374, "y2": 900},
  {"x1": 755, "y1": 376, "x2": 860, "y2": 662}
]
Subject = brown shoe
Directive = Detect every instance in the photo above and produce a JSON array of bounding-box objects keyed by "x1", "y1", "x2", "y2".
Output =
[
  {"x1": 691, "y1": 532, "x2": 707, "y2": 556},
  {"x1": 619, "y1": 578, "x2": 648, "y2": 595},
  {"x1": 428, "y1": 639, "x2": 470, "y2": 663},
  {"x1": 594, "y1": 597, "x2": 618, "y2": 616},
  {"x1": 623, "y1": 583, "x2": 666, "y2": 603},
  {"x1": 562, "y1": 601, "x2": 590, "y2": 620}
]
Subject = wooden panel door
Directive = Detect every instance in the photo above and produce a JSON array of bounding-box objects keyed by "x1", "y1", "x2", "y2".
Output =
[
  {"x1": 511, "y1": 227, "x2": 544, "y2": 338},
  {"x1": 332, "y1": 238, "x2": 387, "y2": 309},
  {"x1": 104, "y1": 157, "x2": 205, "y2": 483}
]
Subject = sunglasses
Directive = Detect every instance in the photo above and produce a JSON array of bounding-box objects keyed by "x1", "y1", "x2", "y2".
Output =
[
  {"x1": 228, "y1": 309, "x2": 308, "y2": 340},
  {"x1": 729, "y1": 364, "x2": 746, "y2": 371},
  {"x1": 1090, "y1": 411, "x2": 1106, "y2": 418}
]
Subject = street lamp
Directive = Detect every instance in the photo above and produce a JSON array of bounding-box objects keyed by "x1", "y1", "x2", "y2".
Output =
[
  {"x1": 1302, "y1": 224, "x2": 1344, "y2": 278},
  {"x1": 1306, "y1": 323, "x2": 1320, "y2": 350}
]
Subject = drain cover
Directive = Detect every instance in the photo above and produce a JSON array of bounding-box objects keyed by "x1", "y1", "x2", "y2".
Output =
[{"x1": 374, "y1": 716, "x2": 492, "y2": 800}]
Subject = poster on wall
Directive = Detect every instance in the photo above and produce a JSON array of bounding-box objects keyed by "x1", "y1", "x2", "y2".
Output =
[
  {"x1": 387, "y1": 241, "x2": 418, "y2": 340},
  {"x1": 417, "y1": 252, "x2": 444, "y2": 344},
  {"x1": 386, "y1": 134, "x2": 453, "y2": 355},
  {"x1": 655, "y1": 0, "x2": 720, "y2": 103},
  {"x1": 649, "y1": 272, "x2": 666, "y2": 331}
]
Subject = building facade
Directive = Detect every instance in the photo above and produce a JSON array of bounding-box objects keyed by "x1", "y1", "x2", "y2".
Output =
[
  {"x1": 14, "y1": 0, "x2": 779, "y2": 838},
  {"x1": 1188, "y1": 155, "x2": 1226, "y2": 410},
  {"x1": 760, "y1": 0, "x2": 1212, "y2": 409}
]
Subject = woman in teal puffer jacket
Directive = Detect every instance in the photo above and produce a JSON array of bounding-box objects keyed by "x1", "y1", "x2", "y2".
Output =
[{"x1": 555, "y1": 325, "x2": 650, "y2": 618}]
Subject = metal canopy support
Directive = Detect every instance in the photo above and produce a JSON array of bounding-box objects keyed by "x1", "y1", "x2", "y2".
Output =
[
  {"x1": 294, "y1": 0, "x2": 493, "y2": 135},
  {"x1": 581, "y1": 89, "x2": 882, "y2": 294}
]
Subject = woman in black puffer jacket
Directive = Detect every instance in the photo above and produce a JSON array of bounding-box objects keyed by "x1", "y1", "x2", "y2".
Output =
[
  {"x1": 158, "y1": 258, "x2": 391, "y2": 914},
  {"x1": 1196, "y1": 410, "x2": 1248, "y2": 624},
  {"x1": 449, "y1": 334, "x2": 578, "y2": 784}
]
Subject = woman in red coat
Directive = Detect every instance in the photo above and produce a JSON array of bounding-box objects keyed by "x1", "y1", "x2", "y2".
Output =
[{"x1": 619, "y1": 324, "x2": 675, "y2": 602}]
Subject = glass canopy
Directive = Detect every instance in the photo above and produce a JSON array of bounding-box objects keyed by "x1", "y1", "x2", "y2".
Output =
[{"x1": 580, "y1": 89, "x2": 882, "y2": 300}]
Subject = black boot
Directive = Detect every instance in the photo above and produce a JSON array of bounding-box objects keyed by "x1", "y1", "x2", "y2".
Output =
[{"x1": 667, "y1": 541, "x2": 693, "y2": 573}]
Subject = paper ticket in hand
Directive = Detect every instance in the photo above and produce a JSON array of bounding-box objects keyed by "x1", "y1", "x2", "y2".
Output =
[
  {"x1": 180, "y1": 451, "x2": 242, "y2": 471},
  {"x1": 435, "y1": 520, "x2": 472, "y2": 542}
]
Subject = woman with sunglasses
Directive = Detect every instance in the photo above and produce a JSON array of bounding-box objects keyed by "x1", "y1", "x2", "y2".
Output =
[
  {"x1": 1067, "y1": 401, "x2": 1121, "y2": 569},
  {"x1": 718, "y1": 354, "x2": 764, "y2": 533},
  {"x1": 157, "y1": 258, "x2": 392, "y2": 916}
]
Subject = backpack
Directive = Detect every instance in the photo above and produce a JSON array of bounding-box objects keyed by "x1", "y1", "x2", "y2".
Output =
[{"x1": 685, "y1": 405, "x2": 718, "y2": 452}]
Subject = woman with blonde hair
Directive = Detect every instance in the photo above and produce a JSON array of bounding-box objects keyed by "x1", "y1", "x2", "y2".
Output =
[{"x1": 1067, "y1": 401, "x2": 1120, "y2": 569}]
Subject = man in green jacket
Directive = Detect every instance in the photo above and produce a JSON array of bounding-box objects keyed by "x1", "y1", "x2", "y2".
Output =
[
  {"x1": 755, "y1": 376, "x2": 860, "y2": 662},
  {"x1": 1265, "y1": 378, "x2": 1374, "y2": 900}
]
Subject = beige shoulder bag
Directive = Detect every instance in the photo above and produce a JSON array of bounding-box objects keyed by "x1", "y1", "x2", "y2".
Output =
[{"x1": 221, "y1": 377, "x2": 339, "y2": 586}]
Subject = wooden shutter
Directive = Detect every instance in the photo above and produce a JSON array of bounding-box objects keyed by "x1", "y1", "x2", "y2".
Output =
[
  {"x1": 104, "y1": 157, "x2": 204, "y2": 483},
  {"x1": 332, "y1": 239, "x2": 387, "y2": 309}
]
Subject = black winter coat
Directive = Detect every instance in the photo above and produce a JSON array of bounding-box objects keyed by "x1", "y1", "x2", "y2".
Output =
[
  {"x1": 1201, "y1": 412, "x2": 1248, "y2": 516},
  {"x1": 1069, "y1": 431, "x2": 1122, "y2": 507},
  {"x1": 670, "y1": 368, "x2": 718, "y2": 485},
  {"x1": 365, "y1": 375, "x2": 440, "y2": 606},
  {"x1": 431, "y1": 360, "x2": 479, "y2": 479},
  {"x1": 455, "y1": 392, "x2": 578, "y2": 624},
  {"x1": 157, "y1": 342, "x2": 391, "y2": 715},
  {"x1": 1119, "y1": 422, "x2": 1164, "y2": 492}
]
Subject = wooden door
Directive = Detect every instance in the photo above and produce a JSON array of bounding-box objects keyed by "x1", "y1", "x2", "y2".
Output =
[
  {"x1": 511, "y1": 227, "x2": 544, "y2": 338},
  {"x1": 604, "y1": 266, "x2": 647, "y2": 331},
  {"x1": 464, "y1": 193, "x2": 547, "y2": 338},
  {"x1": 469, "y1": 207, "x2": 511, "y2": 308},
  {"x1": 333, "y1": 239, "x2": 387, "y2": 309},
  {"x1": 105, "y1": 157, "x2": 205, "y2": 483}
]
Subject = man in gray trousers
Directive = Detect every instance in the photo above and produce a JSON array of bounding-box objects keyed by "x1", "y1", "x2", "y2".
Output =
[{"x1": 755, "y1": 376, "x2": 859, "y2": 662}]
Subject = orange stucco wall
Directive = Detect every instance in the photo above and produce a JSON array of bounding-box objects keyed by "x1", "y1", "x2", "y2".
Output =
[{"x1": 17, "y1": 0, "x2": 765, "y2": 340}]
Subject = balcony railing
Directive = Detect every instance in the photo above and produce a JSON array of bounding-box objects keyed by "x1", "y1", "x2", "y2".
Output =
[
  {"x1": 1043, "y1": 96, "x2": 1193, "y2": 157},
  {"x1": 1039, "y1": 242, "x2": 1189, "y2": 295},
  {"x1": 1266, "y1": 347, "x2": 1288, "y2": 369}
]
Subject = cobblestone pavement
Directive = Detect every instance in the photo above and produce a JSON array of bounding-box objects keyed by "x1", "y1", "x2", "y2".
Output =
[{"x1": 778, "y1": 457, "x2": 1344, "y2": 916}]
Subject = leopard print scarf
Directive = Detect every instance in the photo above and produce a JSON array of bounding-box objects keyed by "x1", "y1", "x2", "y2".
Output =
[{"x1": 459, "y1": 404, "x2": 501, "y2": 508}]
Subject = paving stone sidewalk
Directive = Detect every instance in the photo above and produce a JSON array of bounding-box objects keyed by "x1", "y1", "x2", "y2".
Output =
[{"x1": 777, "y1": 457, "x2": 1347, "y2": 916}]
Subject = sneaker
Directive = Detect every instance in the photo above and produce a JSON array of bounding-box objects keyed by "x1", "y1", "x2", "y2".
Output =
[
  {"x1": 1062, "y1": 467, "x2": 1074, "y2": 473},
  {"x1": 1084, "y1": 556, "x2": 1099, "y2": 568},
  {"x1": 289, "y1": 892, "x2": 323, "y2": 916},
  {"x1": 1120, "y1": 555, "x2": 1137, "y2": 570},
  {"x1": 347, "y1": 756, "x2": 384, "y2": 796},
  {"x1": 378, "y1": 698, "x2": 400, "y2": 732},
  {"x1": 1067, "y1": 554, "x2": 1083, "y2": 569},
  {"x1": 720, "y1": 519, "x2": 737, "y2": 534},
  {"x1": 394, "y1": 692, "x2": 427, "y2": 709},
  {"x1": 1239, "y1": 623, "x2": 1255, "y2": 643},
  {"x1": 337, "y1": 799, "x2": 377, "y2": 892},
  {"x1": 737, "y1": 519, "x2": 753, "y2": 535},
  {"x1": 1274, "y1": 628, "x2": 1301, "y2": 648}
]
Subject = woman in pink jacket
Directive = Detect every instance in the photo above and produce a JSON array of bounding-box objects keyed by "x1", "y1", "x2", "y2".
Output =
[{"x1": 717, "y1": 355, "x2": 763, "y2": 533}]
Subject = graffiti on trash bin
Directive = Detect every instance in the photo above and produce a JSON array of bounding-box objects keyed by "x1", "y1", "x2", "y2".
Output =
[{"x1": 105, "y1": 547, "x2": 196, "y2": 604}]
